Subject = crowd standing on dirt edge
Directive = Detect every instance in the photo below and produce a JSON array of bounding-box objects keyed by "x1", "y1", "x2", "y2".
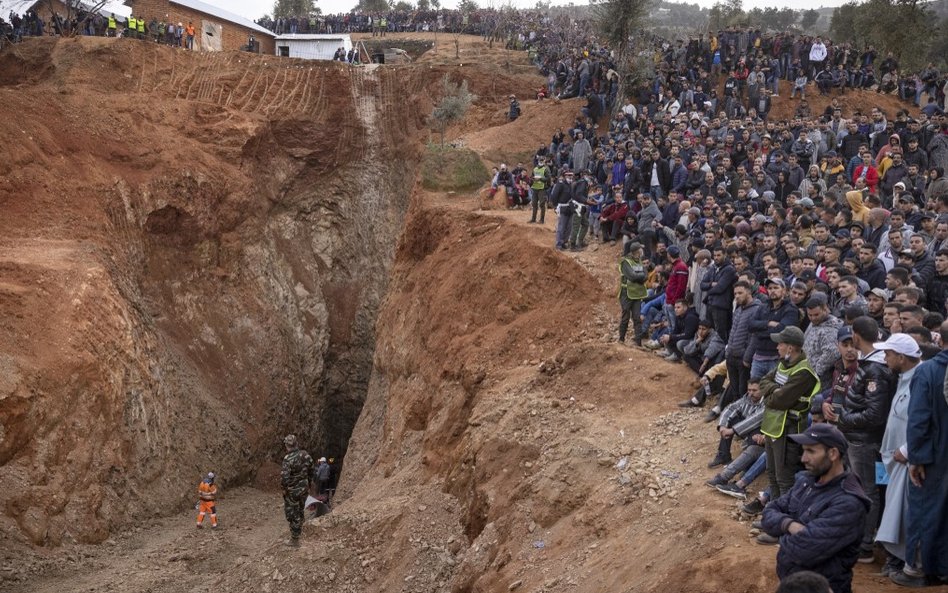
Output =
[
  {"x1": 484, "y1": 14, "x2": 948, "y2": 593},
  {"x1": 5, "y1": 4, "x2": 947, "y2": 589}
]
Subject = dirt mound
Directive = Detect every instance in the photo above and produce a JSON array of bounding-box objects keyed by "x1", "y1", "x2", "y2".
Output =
[{"x1": 765, "y1": 83, "x2": 917, "y2": 121}]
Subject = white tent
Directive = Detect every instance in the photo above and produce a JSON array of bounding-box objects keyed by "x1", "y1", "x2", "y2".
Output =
[{"x1": 275, "y1": 34, "x2": 352, "y2": 61}]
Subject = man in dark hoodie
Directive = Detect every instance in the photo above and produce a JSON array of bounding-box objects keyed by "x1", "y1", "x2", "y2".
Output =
[{"x1": 762, "y1": 423, "x2": 870, "y2": 593}]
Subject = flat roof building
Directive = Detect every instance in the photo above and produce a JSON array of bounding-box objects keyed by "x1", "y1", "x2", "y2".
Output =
[{"x1": 274, "y1": 34, "x2": 352, "y2": 61}]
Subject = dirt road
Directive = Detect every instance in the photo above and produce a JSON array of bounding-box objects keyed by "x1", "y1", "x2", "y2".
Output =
[{"x1": 7, "y1": 487, "x2": 290, "y2": 593}]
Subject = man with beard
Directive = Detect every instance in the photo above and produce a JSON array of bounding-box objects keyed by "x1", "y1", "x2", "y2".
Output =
[
  {"x1": 822, "y1": 316, "x2": 894, "y2": 565},
  {"x1": 890, "y1": 321, "x2": 948, "y2": 586},
  {"x1": 866, "y1": 288, "x2": 888, "y2": 330},
  {"x1": 748, "y1": 279, "x2": 803, "y2": 380},
  {"x1": 761, "y1": 423, "x2": 870, "y2": 593},
  {"x1": 759, "y1": 327, "x2": 821, "y2": 505},
  {"x1": 925, "y1": 249, "x2": 948, "y2": 316},
  {"x1": 857, "y1": 243, "x2": 886, "y2": 289}
]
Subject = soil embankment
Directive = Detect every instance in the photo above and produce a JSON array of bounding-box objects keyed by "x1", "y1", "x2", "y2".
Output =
[
  {"x1": 0, "y1": 35, "x2": 428, "y2": 551},
  {"x1": 2, "y1": 33, "x2": 940, "y2": 593}
]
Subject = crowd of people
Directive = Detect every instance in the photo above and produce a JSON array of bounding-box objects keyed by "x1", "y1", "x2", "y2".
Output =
[
  {"x1": 254, "y1": 8, "x2": 551, "y2": 39},
  {"x1": 2, "y1": 8, "x2": 200, "y2": 48},
  {"x1": 491, "y1": 16, "x2": 948, "y2": 593}
]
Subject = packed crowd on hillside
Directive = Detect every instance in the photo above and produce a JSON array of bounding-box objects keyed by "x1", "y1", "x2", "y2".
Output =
[
  {"x1": 492, "y1": 16, "x2": 947, "y2": 593},
  {"x1": 2, "y1": 8, "x2": 200, "y2": 47},
  {"x1": 254, "y1": 8, "x2": 549, "y2": 38}
]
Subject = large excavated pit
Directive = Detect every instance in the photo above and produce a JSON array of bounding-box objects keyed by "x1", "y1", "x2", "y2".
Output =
[
  {"x1": 0, "y1": 34, "x2": 916, "y2": 593},
  {"x1": 0, "y1": 36, "x2": 431, "y2": 549}
]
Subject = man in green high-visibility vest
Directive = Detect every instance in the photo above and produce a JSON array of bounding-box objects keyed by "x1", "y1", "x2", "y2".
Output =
[{"x1": 758, "y1": 325, "x2": 821, "y2": 509}]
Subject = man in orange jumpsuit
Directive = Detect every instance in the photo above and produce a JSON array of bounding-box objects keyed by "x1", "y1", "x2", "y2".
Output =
[{"x1": 196, "y1": 472, "x2": 218, "y2": 528}]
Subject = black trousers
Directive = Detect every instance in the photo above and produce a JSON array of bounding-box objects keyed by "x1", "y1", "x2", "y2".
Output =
[
  {"x1": 618, "y1": 296, "x2": 643, "y2": 342},
  {"x1": 722, "y1": 355, "x2": 749, "y2": 410},
  {"x1": 710, "y1": 306, "x2": 732, "y2": 342}
]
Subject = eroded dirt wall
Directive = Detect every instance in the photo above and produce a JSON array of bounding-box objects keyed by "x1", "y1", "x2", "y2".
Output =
[{"x1": 0, "y1": 36, "x2": 428, "y2": 547}]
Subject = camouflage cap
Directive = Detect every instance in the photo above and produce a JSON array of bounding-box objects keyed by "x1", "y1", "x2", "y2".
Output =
[{"x1": 284, "y1": 434, "x2": 298, "y2": 448}]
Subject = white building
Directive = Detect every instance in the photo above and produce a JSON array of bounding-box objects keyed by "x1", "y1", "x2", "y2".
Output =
[{"x1": 274, "y1": 33, "x2": 352, "y2": 61}]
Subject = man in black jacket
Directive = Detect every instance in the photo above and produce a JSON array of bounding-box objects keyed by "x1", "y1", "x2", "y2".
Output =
[
  {"x1": 857, "y1": 244, "x2": 886, "y2": 290},
  {"x1": 642, "y1": 150, "x2": 671, "y2": 200},
  {"x1": 925, "y1": 249, "x2": 948, "y2": 315},
  {"x1": 746, "y1": 278, "x2": 800, "y2": 380},
  {"x1": 701, "y1": 245, "x2": 737, "y2": 341},
  {"x1": 821, "y1": 316, "x2": 894, "y2": 564},
  {"x1": 659, "y1": 299, "x2": 699, "y2": 362},
  {"x1": 762, "y1": 423, "x2": 870, "y2": 593}
]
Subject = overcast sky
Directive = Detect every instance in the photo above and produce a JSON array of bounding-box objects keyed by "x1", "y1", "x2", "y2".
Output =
[{"x1": 225, "y1": 0, "x2": 845, "y2": 21}]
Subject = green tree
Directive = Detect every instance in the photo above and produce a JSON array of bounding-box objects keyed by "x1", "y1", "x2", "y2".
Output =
[
  {"x1": 272, "y1": 0, "x2": 316, "y2": 17},
  {"x1": 829, "y1": 2, "x2": 859, "y2": 44},
  {"x1": 774, "y1": 8, "x2": 797, "y2": 30},
  {"x1": 593, "y1": 0, "x2": 651, "y2": 111},
  {"x1": 393, "y1": 0, "x2": 413, "y2": 9},
  {"x1": 417, "y1": 0, "x2": 430, "y2": 9},
  {"x1": 356, "y1": 0, "x2": 390, "y2": 12},
  {"x1": 458, "y1": 0, "x2": 479, "y2": 13},
  {"x1": 708, "y1": 0, "x2": 745, "y2": 28},
  {"x1": 800, "y1": 8, "x2": 820, "y2": 30},
  {"x1": 829, "y1": 0, "x2": 936, "y2": 71},
  {"x1": 429, "y1": 75, "x2": 476, "y2": 149}
]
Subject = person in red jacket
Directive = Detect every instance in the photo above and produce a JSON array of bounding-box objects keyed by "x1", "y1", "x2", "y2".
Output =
[
  {"x1": 599, "y1": 188, "x2": 629, "y2": 244},
  {"x1": 852, "y1": 153, "x2": 879, "y2": 194},
  {"x1": 665, "y1": 245, "x2": 689, "y2": 305}
]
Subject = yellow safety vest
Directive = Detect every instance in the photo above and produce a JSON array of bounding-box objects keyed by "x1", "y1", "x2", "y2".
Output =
[
  {"x1": 108, "y1": 16, "x2": 116, "y2": 29},
  {"x1": 137, "y1": 19, "x2": 145, "y2": 33},
  {"x1": 761, "y1": 357, "x2": 820, "y2": 438},
  {"x1": 128, "y1": 17, "x2": 136, "y2": 30}
]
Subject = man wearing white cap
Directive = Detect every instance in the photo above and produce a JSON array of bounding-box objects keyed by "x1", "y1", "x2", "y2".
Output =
[
  {"x1": 872, "y1": 333, "x2": 922, "y2": 577},
  {"x1": 891, "y1": 321, "x2": 948, "y2": 586}
]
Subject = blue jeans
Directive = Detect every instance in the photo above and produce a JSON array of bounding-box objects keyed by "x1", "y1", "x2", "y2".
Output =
[
  {"x1": 721, "y1": 444, "x2": 766, "y2": 482},
  {"x1": 750, "y1": 358, "x2": 778, "y2": 381},
  {"x1": 741, "y1": 450, "x2": 767, "y2": 484},
  {"x1": 650, "y1": 185, "x2": 664, "y2": 200}
]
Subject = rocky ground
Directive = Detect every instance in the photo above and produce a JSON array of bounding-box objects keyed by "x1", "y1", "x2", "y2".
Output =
[{"x1": 1, "y1": 33, "x2": 942, "y2": 593}]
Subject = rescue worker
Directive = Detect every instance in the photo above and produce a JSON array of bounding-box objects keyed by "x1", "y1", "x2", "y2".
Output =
[
  {"x1": 126, "y1": 15, "x2": 136, "y2": 38},
  {"x1": 529, "y1": 157, "x2": 551, "y2": 224},
  {"x1": 136, "y1": 16, "x2": 145, "y2": 40},
  {"x1": 314, "y1": 457, "x2": 331, "y2": 495},
  {"x1": 618, "y1": 242, "x2": 648, "y2": 345},
  {"x1": 107, "y1": 14, "x2": 116, "y2": 37},
  {"x1": 196, "y1": 472, "x2": 218, "y2": 529},
  {"x1": 280, "y1": 434, "x2": 314, "y2": 546},
  {"x1": 758, "y1": 326, "x2": 821, "y2": 542}
]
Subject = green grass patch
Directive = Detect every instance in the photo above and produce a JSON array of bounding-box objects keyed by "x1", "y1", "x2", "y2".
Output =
[{"x1": 421, "y1": 145, "x2": 489, "y2": 192}]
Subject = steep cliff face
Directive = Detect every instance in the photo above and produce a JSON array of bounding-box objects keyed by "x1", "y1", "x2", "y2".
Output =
[{"x1": 0, "y1": 37, "x2": 425, "y2": 546}]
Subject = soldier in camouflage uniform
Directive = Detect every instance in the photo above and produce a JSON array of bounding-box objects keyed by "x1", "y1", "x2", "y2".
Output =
[{"x1": 280, "y1": 434, "x2": 314, "y2": 546}]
